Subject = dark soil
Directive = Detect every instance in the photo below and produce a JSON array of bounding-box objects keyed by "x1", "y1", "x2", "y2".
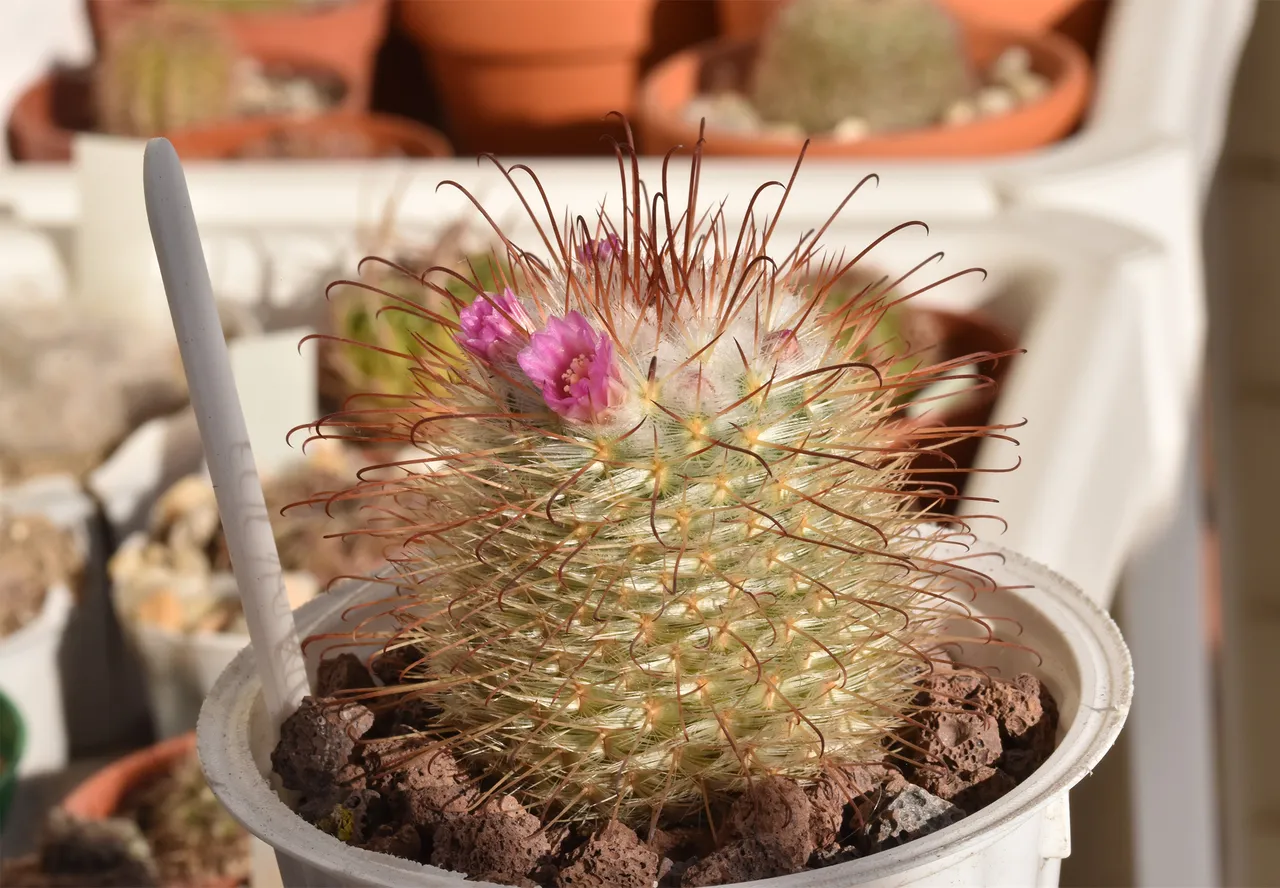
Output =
[
  {"x1": 117, "y1": 753, "x2": 251, "y2": 886},
  {"x1": 273, "y1": 653, "x2": 1059, "y2": 887}
]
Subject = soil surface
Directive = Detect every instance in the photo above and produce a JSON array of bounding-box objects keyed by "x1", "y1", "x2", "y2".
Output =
[
  {"x1": 118, "y1": 752, "x2": 251, "y2": 885},
  {"x1": 273, "y1": 653, "x2": 1059, "y2": 887}
]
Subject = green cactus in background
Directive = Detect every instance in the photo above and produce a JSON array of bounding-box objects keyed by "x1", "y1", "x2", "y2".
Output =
[
  {"x1": 95, "y1": 7, "x2": 240, "y2": 138},
  {"x1": 751, "y1": 0, "x2": 974, "y2": 134},
  {"x1": 316, "y1": 141, "x2": 1010, "y2": 832},
  {"x1": 324, "y1": 223, "x2": 520, "y2": 412}
]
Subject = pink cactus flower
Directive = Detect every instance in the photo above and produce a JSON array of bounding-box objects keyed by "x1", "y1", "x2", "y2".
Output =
[
  {"x1": 455, "y1": 288, "x2": 532, "y2": 362},
  {"x1": 517, "y1": 311, "x2": 626, "y2": 422},
  {"x1": 575, "y1": 234, "x2": 623, "y2": 265},
  {"x1": 762, "y1": 328, "x2": 801, "y2": 361}
]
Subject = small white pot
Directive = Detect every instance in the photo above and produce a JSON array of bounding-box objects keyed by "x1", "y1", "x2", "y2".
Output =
[
  {"x1": 0, "y1": 583, "x2": 73, "y2": 776},
  {"x1": 1, "y1": 472, "x2": 155, "y2": 755},
  {"x1": 130, "y1": 620, "x2": 249, "y2": 741},
  {"x1": 199, "y1": 541, "x2": 1132, "y2": 888},
  {"x1": 112, "y1": 533, "x2": 327, "y2": 739}
]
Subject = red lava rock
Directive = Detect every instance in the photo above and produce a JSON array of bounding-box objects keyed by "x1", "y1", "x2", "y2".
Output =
[
  {"x1": 647, "y1": 825, "x2": 715, "y2": 860},
  {"x1": 370, "y1": 645, "x2": 423, "y2": 685},
  {"x1": 679, "y1": 836, "x2": 804, "y2": 886},
  {"x1": 917, "y1": 669, "x2": 984, "y2": 706},
  {"x1": 862, "y1": 785, "x2": 964, "y2": 852},
  {"x1": 389, "y1": 695, "x2": 440, "y2": 733},
  {"x1": 822, "y1": 762, "x2": 911, "y2": 835},
  {"x1": 554, "y1": 820, "x2": 660, "y2": 888},
  {"x1": 805, "y1": 768, "x2": 851, "y2": 849},
  {"x1": 728, "y1": 776, "x2": 814, "y2": 869},
  {"x1": 913, "y1": 764, "x2": 1016, "y2": 814},
  {"x1": 915, "y1": 710, "x2": 1003, "y2": 772},
  {"x1": 430, "y1": 795, "x2": 552, "y2": 886},
  {"x1": 316, "y1": 653, "x2": 377, "y2": 697},
  {"x1": 361, "y1": 738, "x2": 477, "y2": 832},
  {"x1": 972, "y1": 674, "x2": 1056, "y2": 750},
  {"x1": 272, "y1": 696, "x2": 375, "y2": 794},
  {"x1": 360, "y1": 823, "x2": 423, "y2": 861},
  {"x1": 834, "y1": 762, "x2": 910, "y2": 798}
]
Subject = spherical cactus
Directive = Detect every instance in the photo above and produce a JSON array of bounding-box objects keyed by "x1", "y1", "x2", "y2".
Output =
[
  {"x1": 317, "y1": 143, "x2": 1012, "y2": 831},
  {"x1": 95, "y1": 7, "x2": 240, "y2": 138},
  {"x1": 750, "y1": 0, "x2": 975, "y2": 135}
]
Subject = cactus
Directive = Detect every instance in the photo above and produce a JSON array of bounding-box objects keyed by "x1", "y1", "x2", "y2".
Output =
[
  {"x1": 95, "y1": 7, "x2": 240, "y2": 138},
  {"x1": 323, "y1": 222, "x2": 517, "y2": 411},
  {"x1": 750, "y1": 0, "x2": 975, "y2": 135},
  {"x1": 315, "y1": 141, "x2": 1012, "y2": 832}
]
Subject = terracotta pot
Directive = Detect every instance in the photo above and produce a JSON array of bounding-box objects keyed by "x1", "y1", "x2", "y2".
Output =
[
  {"x1": 164, "y1": 111, "x2": 453, "y2": 160},
  {"x1": 85, "y1": 0, "x2": 390, "y2": 108},
  {"x1": 397, "y1": 0, "x2": 658, "y2": 155},
  {"x1": 716, "y1": 0, "x2": 783, "y2": 40},
  {"x1": 6, "y1": 70, "x2": 87, "y2": 162},
  {"x1": 940, "y1": 0, "x2": 1087, "y2": 32},
  {"x1": 6, "y1": 53, "x2": 358, "y2": 163},
  {"x1": 638, "y1": 25, "x2": 1092, "y2": 158},
  {"x1": 60, "y1": 733, "x2": 238, "y2": 888},
  {"x1": 717, "y1": 0, "x2": 1088, "y2": 40},
  {"x1": 643, "y1": 0, "x2": 719, "y2": 72}
]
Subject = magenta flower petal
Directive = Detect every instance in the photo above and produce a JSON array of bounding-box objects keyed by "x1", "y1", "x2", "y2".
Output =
[
  {"x1": 763, "y1": 328, "x2": 800, "y2": 361},
  {"x1": 517, "y1": 311, "x2": 625, "y2": 422},
  {"x1": 575, "y1": 234, "x2": 623, "y2": 266},
  {"x1": 455, "y1": 288, "x2": 532, "y2": 363}
]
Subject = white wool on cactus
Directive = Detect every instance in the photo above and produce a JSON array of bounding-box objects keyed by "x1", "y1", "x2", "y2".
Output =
[{"x1": 306, "y1": 135, "x2": 1018, "y2": 829}]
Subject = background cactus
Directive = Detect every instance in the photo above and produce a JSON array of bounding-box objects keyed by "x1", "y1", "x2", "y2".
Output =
[
  {"x1": 318, "y1": 149, "x2": 1009, "y2": 831},
  {"x1": 322, "y1": 223, "x2": 517, "y2": 413},
  {"x1": 750, "y1": 0, "x2": 975, "y2": 135},
  {"x1": 95, "y1": 7, "x2": 240, "y2": 138}
]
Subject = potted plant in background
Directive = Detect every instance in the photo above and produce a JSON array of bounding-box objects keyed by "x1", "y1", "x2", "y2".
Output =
[
  {"x1": 318, "y1": 220, "x2": 513, "y2": 422},
  {"x1": 0, "y1": 512, "x2": 82, "y2": 779},
  {"x1": 396, "y1": 0, "x2": 658, "y2": 155},
  {"x1": 109, "y1": 441, "x2": 386, "y2": 739},
  {"x1": 85, "y1": 0, "x2": 390, "y2": 108},
  {"x1": 195, "y1": 127, "x2": 1131, "y2": 886},
  {"x1": 9, "y1": 4, "x2": 447, "y2": 162},
  {"x1": 717, "y1": 0, "x2": 1090, "y2": 40},
  {"x1": 820, "y1": 266, "x2": 1018, "y2": 510},
  {"x1": 641, "y1": 0, "x2": 1092, "y2": 158},
  {"x1": 0, "y1": 733, "x2": 251, "y2": 888}
]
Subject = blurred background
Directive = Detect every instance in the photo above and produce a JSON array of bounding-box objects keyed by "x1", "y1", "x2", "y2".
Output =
[{"x1": 0, "y1": 0, "x2": 1270, "y2": 885}]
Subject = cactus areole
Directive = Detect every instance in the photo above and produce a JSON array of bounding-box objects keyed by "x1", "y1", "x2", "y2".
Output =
[{"x1": 310, "y1": 121, "x2": 1020, "y2": 835}]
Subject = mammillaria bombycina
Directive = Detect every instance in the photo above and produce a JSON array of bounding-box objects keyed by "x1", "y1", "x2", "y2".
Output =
[{"x1": 306, "y1": 125, "x2": 1019, "y2": 833}]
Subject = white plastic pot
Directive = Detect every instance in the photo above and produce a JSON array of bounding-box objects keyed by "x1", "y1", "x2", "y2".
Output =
[
  {"x1": 109, "y1": 529, "x2": 251, "y2": 740},
  {"x1": 129, "y1": 619, "x2": 248, "y2": 741},
  {"x1": 112, "y1": 531, "x2": 331, "y2": 740},
  {"x1": 199, "y1": 540, "x2": 1132, "y2": 888},
  {"x1": 0, "y1": 582, "x2": 73, "y2": 776},
  {"x1": 1, "y1": 472, "x2": 155, "y2": 756}
]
